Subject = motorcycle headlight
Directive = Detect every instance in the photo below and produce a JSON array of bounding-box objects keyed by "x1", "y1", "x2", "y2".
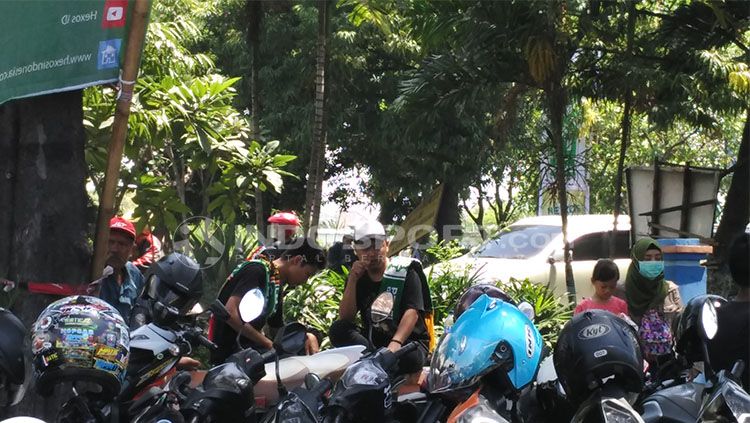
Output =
[
  {"x1": 341, "y1": 360, "x2": 388, "y2": 388},
  {"x1": 455, "y1": 395, "x2": 510, "y2": 423},
  {"x1": 600, "y1": 398, "x2": 645, "y2": 423},
  {"x1": 277, "y1": 394, "x2": 315, "y2": 422}
]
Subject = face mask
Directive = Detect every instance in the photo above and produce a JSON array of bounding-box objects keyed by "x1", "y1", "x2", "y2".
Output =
[{"x1": 638, "y1": 260, "x2": 664, "y2": 280}]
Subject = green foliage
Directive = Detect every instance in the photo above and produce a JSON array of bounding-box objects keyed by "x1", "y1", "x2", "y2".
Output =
[
  {"x1": 177, "y1": 221, "x2": 259, "y2": 303},
  {"x1": 503, "y1": 278, "x2": 574, "y2": 351},
  {"x1": 283, "y1": 269, "x2": 347, "y2": 350},
  {"x1": 83, "y1": 0, "x2": 297, "y2": 239}
]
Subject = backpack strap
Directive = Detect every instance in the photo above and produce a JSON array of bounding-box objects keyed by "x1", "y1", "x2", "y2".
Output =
[{"x1": 380, "y1": 257, "x2": 436, "y2": 352}]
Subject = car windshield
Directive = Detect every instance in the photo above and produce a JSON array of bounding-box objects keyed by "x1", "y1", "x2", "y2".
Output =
[{"x1": 473, "y1": 225, "x2": 561, "y2": 259}]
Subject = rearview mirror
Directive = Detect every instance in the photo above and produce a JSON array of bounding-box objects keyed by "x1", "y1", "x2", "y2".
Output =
[
  {"x1": 187, "y1": 303, "x2": 204, "y2": 316},
  {"x1": 238, "y1": 288, "x2": 265, "y2": 323},
  {"x1": 700, "y1": 300, "x2": 718, "y2": 341},
  {"x1": 274, "y1": 322, "x2": 307, "y2": 355},
  {"x1": 370, "y1": 291, "x2": 395, "y2": 324}
]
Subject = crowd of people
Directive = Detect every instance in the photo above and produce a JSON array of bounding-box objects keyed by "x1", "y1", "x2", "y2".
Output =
[{"x1": 3, "y1": 212, "x2": 748, "y2": 388}]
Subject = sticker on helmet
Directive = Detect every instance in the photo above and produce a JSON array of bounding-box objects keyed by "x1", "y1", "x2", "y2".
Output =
[
  {"x1": 39, "y1": 316, "x2": 53, "y2": 330},
  {"x1": 577, "y1": 324, "x2": 611, "y2": 340},
  {"x1": 594, "y1": 349, "x2": 608, "y2": 358},
  {"x1": 42, "y1": 352, "x2": 60, "y2": 367},
  {"x1": 525, "y1": 325, "x2": 535, "y2": 358},
  {"x1": 96, "y1": 346, "x2": 119, "y2": 361},
  {"x1": 94, "y1": 358, "x2": 120, "y2": 374}
]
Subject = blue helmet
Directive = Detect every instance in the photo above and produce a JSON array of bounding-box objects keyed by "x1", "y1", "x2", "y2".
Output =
[{"x1": 428, "y1": 294, "x2": 543, "y2": 396}]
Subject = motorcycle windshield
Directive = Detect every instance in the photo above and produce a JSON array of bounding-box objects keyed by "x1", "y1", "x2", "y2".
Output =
[
  {"x1": 701, "y1": 377, "x2": 750, "y2": 421},
  {"x1": 202, "y1": 362, "x2": 250, "y2": 393},
  {"x1": 454, "y1": 394, "x2": 510, "y2": 423},
  {"x1": 428, "y1": 294, "x2": 543, "y2": 394},
  {"x1": 600, "y1": 398, "x2": 645, "y2": 423},
  {"x1": 341, "y1": 360, "x2": 388, "y2": 388}
]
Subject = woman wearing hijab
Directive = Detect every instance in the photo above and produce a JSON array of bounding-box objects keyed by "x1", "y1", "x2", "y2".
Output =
[{"x1": 625, "y1": 237, "x2": 683, "y2": 365}]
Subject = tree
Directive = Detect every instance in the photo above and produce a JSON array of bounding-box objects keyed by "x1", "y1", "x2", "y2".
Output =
[
  {"x1": 84, "y1": 1, "x2": 297, "y2": 240},
  {"x1": 246, "y1": 0, "x2": 267, "y2": 238},
  {"x1": 0, "y1": 91, "x2": 89, "y2": 418},
  {"x1": 304, "y1": 0, "x2": 333, "y2": 235}
]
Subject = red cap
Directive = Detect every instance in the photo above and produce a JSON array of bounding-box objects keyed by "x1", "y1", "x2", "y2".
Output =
[
  {"x1": 267, "y1": 211, "x2": 300, "y2": 227},
  {"x1": 109, "y1": 216, "x2": 136, "y2": 240}
]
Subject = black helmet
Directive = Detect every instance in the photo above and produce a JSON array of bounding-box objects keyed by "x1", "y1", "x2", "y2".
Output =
[
  {"x1": 554, "y1": 310, "x2": 643, "y2": 404},
  {"x1": 675, "y1": 294, "x2": 726, "y2": 364},
  {"x1": 0, "y1": 308, "x2": 28, "y2": 406},
  {"x1": 31, "y1": 296, "x2": 130, "y2": 398},
  {"x1": 144, "y1": 252, "x2": 203, "y2": 318},
  {"x1": 454, "y1": 284, "x2": 516, "y2": 319}
]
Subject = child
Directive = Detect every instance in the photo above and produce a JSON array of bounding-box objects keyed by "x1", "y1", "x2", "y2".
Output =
[{"x1": 574, "y1": 259, "x2": 628, "y2": 316}]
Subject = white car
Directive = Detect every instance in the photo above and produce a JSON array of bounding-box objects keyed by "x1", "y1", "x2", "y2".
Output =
[{"x1": 435, "y1": 215, "x2": 632, "y2": 302}]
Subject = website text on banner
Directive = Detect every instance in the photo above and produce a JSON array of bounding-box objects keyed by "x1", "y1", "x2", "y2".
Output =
[{"x1": 0, "y1": 0, "x2": 141, "y2": 105}]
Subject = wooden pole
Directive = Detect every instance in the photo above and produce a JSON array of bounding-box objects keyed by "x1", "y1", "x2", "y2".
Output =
[{"x1": 90, "y1": 0, "x2": 151, "y2": 281}]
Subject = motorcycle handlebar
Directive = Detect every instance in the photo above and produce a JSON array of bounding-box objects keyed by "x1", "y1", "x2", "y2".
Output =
[
  {"x1": 312, "y1": 378, "x2": 333, "y2": 398},
  {"x1": 197, "y1": 333, "x2": 217, "y2": 351},
  {"x1": 394, "y1": 341, "x2": 419, "y2": 359},
  {"x1": 261, "y1": 349, "x2": 277, "y2": 363}
]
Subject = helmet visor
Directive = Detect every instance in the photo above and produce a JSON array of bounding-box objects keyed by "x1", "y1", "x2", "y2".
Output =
[{"x1": 148, "y1": 276, "x2": 190, "y2": 311}]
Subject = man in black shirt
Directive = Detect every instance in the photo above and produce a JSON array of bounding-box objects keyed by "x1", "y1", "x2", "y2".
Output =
[
  {"x1": 210, "y1": 237, "x2": 326, "y2": 364},
  {"x1": 329, "y1": 220, "x2": 432, "y2": 374},
  {"x1": 708, "y1": 233, "x2": 750, "y2": 388}
]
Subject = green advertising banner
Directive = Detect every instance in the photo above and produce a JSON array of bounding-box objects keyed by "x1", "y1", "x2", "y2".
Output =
[{"x1": 0, "y1": 0, "x2": 140, "y2": 106}]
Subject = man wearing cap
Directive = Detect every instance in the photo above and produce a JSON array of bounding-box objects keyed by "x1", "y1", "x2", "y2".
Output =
[
  {"x1": 330, "y1": 220, "x2": 434, "y2": 375},
  {"x1": 97, "y1": 216, "x2": 145, "y2": 321}
]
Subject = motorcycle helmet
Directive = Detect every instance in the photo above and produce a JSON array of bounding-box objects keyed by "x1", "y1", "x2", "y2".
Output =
[
  {"x1": 31, "y1": 296, "x2": 129, "y2": 398},
  {"x1": 554, "y1": 310, "x2": 643, "y2": 404},
  {"x1": 143, "y1": 252, "x2": 203, "y2": 320},
  {"x1": 429, "y1": 294, "x2": 543, "y2": 397},
  {"x1": 453, "y1": 284, "x2": 516, "y2": 320},
  {"x1": 675, "y1": 294, "x2": 726, "y2": 364},
  {"x1": 0, "y1": 308, "x2": 28, "y2": 406}
]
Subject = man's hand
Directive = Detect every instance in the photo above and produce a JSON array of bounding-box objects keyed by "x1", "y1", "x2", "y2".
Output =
[
  {"x1": 305, "y1": 332, "x2": 320, "y2": 355},
  {"x1": 387, "y1": 340, "x2": 401, "y2": 353},
  {"x1": 349, "y1": 260, "x2": 367, "y2": 282},
  {"x1": 105, "y1": 253, "x2": 127, "y2": 271}
]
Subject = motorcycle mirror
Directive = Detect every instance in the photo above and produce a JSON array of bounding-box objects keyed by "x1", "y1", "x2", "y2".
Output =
[
  {"x1": 187, "y1": 303, "x2": 204, "y2": 316},
  {"x1": 101, "y1": 265, "x2": 114, "y2": 279},
  {"x1": 273, "y1": 322, "x2": 307, "y2": 355},
  {"x1": 444, "y1": 313, "x2": 454, "y2": 329},
  {"x1": 209, "y1": 300, "x2": 230, "y2": 322},
  {"x1": 370, "y1": 291, "x2": 395, "y2": 324},
  {"x1": 700, "y1": 300, "x2": 719, "y2": 340},
  {"x1": 238, "y1": 288, "x2": 265, "y2": 323},
  {"x1": 518, "y1": 301, "x2": 535, "y2": 320}
]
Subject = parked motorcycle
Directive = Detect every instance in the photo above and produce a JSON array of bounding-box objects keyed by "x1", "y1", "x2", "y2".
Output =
[
  {"x1": 640, "y1": 295, "x2": 750, "y2": 423},
  {"x1": 419, "y1": 292, "x2": 544, "y2": 423},
  {"x1": 119, "y1": 300, "x2": 228, "y2": 405},
  {"x1": 554, "y1": 309, "x2": 646, "y2": 423}
]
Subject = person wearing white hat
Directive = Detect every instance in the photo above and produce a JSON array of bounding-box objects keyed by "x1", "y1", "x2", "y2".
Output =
[{"x1": 329, "y1": 220, "x2": 435, "y2": 375}]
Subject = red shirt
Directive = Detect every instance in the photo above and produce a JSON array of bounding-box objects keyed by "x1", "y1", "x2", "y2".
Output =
[{"x1": 574, "y1": 296, "x2": 629, "y2": 316}]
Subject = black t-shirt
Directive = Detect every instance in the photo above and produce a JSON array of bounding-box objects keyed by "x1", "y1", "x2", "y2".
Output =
[
  {"x1": 353, "y1": 267, "x2": 429, "y2": 348},
  {"x1": 708, "y1": 301, "x2": 750, "y2": 388},
  {"x1": 211, "y1": 261, "x2": 283, "y2": 363}
]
